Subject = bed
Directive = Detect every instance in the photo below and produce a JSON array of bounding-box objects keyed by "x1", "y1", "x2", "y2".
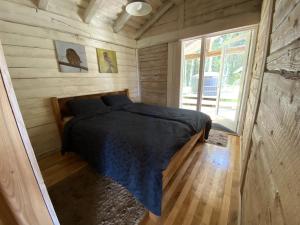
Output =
[{"x1": 51, "y1": 89, "x2": 211, "y2": 219}]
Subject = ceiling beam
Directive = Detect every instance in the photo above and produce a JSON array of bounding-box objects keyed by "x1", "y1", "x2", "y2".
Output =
[
  {"x1": 113, "y1": 11, "x2": 131, "y2": 33},
  {"x1": 38, "y1": 0, "x2": 50, "y2": 10},
  {"x1": 135, "y1": 0, "x2": 184, "y2": 40},
  {"x1": 83, "y1": 0, "x2": 106, "y2": 23}
]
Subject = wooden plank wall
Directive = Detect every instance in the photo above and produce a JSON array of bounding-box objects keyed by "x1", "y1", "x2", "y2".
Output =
[
  {"x1": 241, "y1": 0, "x2": 300, "y2": 224},
  {"x1": 241, "y1": 0, "x2": 273, "y2": 183},
  {"x1": 0, "y1": 41, "x2": 56, "y2": 225},
  {"x1": 0, "y1": 0, "x2": 139, "y2": 159},
  {"x1": 137, "y1": 0, "x2": 262, "y2": 48},
  {"x1": 143, "y1": 0, "x2": 262, "y2": 38},
  {"x1": 184, "y1": 0, "x2": 260, "y2": 27},
  {"x1": 137, "y1": 0, "x2": 262, "y2": 106},
  {"x1": 139, "y1": 43, "x2": 168, "y2": 106}
]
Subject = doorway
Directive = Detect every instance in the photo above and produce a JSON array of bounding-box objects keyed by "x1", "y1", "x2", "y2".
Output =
[{"x1": 180, "y1": 28, "x2": 254, "y2": 132}]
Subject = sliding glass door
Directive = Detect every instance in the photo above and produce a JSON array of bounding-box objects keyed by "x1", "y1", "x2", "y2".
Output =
[
  {"x1": 180, "y1": 39, "x2": 202, "y2": 110},
  {"x1": 180, "y1": 29, "x2": 253, "y2": 132}
]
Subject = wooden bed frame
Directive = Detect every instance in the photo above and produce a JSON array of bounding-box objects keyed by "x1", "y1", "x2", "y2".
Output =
[
  {"x1": 51, "y1": 89, "x2": 130, "y2": 137},
  {"x1": 51, "y1": 89, "x2": 205, "y2": 222}
]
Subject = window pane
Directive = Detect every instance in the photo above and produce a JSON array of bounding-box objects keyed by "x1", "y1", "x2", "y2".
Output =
[
  {"x1": 180, "y1": 39, "x2": 202, "y2": 110},
  {"x1": 201, "y1": 30, "x2": 252, "y2": 131}
]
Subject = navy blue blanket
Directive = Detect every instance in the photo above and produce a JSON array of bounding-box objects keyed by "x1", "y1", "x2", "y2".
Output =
[
  {"x1": 118, "y1": 103, "x2": 211, "y2": 139},
  {"x1": 62, "y1": 108, "x2": 211, "y2": 216}
]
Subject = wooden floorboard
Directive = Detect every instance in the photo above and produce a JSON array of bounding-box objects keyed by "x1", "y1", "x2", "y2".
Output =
[
  {"x1": 141, "y1": 135, "x2": 240, "y2": 225},
  {"x1": 39, "y1": 152, "x2": 87, "y2": 188},
  {"x1": 39, "y1": 135, "x2": 240, "y2": 225}
]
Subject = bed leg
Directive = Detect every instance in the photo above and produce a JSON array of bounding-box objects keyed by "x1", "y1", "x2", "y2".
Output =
[
  {"x1": 149, "y1": 212, "x2": 162, "y2": 224},
  {"x1": 199, "y1": 130, "x2": 205, "y2": 143}
]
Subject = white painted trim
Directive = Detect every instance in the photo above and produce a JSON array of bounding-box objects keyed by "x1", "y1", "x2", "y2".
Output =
[
  {"x1": 233, "y1": 30, "x2": 253, "y2": 132},
  {"x1": 216, "y1": 46, "x2": 227, "y2": 117},
  {"x1": 136, "y1": 49, "x2": 141, "y2": 102},
  {"x1": 178, "y1": 40, "x2": 184, "y2": 108},
  {"x1": 196, "y1": 37, "x2": 206, "y2": 111},
  {"x1": 177, "y1": 25, "x2": 258, "y2": 130},
  {"x1": 167, "y1": 41, "x2": 182, "y2": 108},
  {"x1": 181, "y1": 24, "x2": 258, "y2": 42},
  {"x1": 167, "y1": 43, "x2": 174, "y2": 107},
  {"x1": 237, "y1": 26, "x2": 259, "y2": 135}
]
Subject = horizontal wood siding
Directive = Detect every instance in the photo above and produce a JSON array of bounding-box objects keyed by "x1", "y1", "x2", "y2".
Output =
[
  {"x1": 184, "y1": 0, "x2": 261, "y2": 27},
  {"x1": 0, "y1": 0, "x2": 136, "y2": 47},
  {"x1": 0, "y1": 0, "x2": 139, "y2": 159},
  {"x1": 241, "y1": 0, "x2": 300, "y2": 224},
  {"x1": 142, "y1": 6, "x2": 179, "y2": 38},
  {"x1": 139, "y1": 44, "x2": 168, "y2": 106},
  {"x1": 141, "y1": 0, "x2": 262, "y2": 40}
]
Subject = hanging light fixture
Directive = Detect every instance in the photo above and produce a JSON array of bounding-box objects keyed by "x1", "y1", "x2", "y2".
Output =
[{"x1": 126, "y1": 0, "x2": 152, "y2": 17}]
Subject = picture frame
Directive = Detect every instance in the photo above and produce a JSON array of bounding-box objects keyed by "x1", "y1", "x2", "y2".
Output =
[
  {"x1": 96, "y1": 48, "x2": 118, "y2": 73},
  {"x1": 54, "y1": 41, "x2": 88, "y2": 73}
]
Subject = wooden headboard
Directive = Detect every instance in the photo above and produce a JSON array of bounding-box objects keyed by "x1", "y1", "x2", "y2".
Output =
[{"x1": 51, "y1": 89, "x2": 129, "y2": 137}]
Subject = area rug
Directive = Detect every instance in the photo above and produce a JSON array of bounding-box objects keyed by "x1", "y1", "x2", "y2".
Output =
[
  {"x1": 49, "y1": 167, "x2": 146, "y2": 225},
  {"x1": 207, "y1": 129, "x2": 228, "y2": 147},
  {"x1": 211, "y1": 123, "x2": 236, "y2": 135}
]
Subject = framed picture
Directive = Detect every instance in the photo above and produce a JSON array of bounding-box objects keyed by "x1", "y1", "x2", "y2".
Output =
[
  {"x1": 54, "y1": 41, "x2": 88, "y2": 73},
  {"x1": 96, "y1": 49, "x2": 118, "y2": 73}
]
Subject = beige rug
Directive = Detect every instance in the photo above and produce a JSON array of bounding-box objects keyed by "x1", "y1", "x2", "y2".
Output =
[
  {"x1": 206, "y1": 129, "x2": 228, "y2": 147},
  {"x1": 49, "y1": 167, "x2": 146, "y2": 225}
]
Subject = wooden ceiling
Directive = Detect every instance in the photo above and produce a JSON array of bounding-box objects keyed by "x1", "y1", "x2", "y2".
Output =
[{"x1": 37, "y1": 0, "x2": 178, "y2": 40}]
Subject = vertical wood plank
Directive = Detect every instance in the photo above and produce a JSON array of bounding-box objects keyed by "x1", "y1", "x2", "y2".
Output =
[{"x1": 241, "y1": 0, "x2": 275, "y2": 192}]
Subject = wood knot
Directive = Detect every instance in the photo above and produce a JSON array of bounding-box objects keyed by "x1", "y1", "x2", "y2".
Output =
[
  {"x1": 290, "y1": 94, "x2": 294, "y2": 104},
  {"x1": 293, "y1": 19, "x2": 299, "y2": 28},
  {"x1": 296, "y1": 107, "x2": 300, "y2": 121}
]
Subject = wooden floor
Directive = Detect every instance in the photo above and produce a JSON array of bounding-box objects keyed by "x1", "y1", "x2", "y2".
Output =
[
  {"x1": 39, "y1": 135, "x2": 240, "y2": 225},
  {"x1": 141, "y1": 135, "x2": 240, "y2": 225},
  {"x1": 39, "y1": 152, "x2": 87, "y2": 188}
]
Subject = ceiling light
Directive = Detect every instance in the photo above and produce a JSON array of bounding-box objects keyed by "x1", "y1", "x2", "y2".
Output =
[{"x1": 126, "y1": 0, "x2": 152, "y2": 17}]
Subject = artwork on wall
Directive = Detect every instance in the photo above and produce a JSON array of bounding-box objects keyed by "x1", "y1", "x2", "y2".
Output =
[
  {"x1": 54, "y1": 41, "x2": 88, "y2": 73},
  {"x1": 96, "y1": 49, "x2": 118, "y2": 73}
]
